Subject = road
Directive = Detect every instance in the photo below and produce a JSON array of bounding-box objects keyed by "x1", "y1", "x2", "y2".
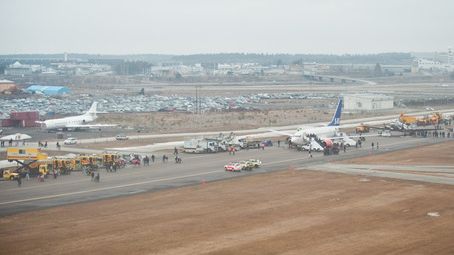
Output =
[{"x1": 0, "y1": 136, "x2": 447, "y2": 216}]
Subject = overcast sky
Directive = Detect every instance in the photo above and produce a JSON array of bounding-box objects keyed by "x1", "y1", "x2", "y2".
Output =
[{"x1": 1, "y1": 0, "x2": 453, "y2": 55}]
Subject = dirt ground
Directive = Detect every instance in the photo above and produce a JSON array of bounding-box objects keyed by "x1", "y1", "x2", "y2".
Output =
[
  {"x1": 343, "y1": 140, "x2": 454, "y2": 165},
  {"x1": 2, "y1": 172, "x2": 454, "y2": 254},
  {"x1": 97, "y1": 108, "x2": 335, "y2": 132},
  {"x1": 96, "y1": 106, "x2": 407, "y2": 134}
]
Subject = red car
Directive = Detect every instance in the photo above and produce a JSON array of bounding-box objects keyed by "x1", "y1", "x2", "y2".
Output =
[{"x1": 224, "y1": 162, "x2": 242, "y2": 172}]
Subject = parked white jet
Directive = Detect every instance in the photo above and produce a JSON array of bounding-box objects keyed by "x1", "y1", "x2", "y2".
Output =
[{"x1": 37, "y1": 102, "x2": 117, "y2": 131}]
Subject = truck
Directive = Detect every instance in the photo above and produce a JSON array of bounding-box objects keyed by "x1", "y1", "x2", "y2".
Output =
[
  {"x1": 355, "y1": 123, "x2": 370, "y2": 133},
  {"x1": 79, "y1": 155, "x2": 102, "y2": 170},
  {"x1": 399, "y1": 112, "x2": 443, "y2": 126},
  {"x1": 2, "y1": 169, "x2": 19, "y2": 181},
  {"x1": 6, "y1": 148, "x2": 49, "y2": 177},
  {"x1": 184, "y1": 138, "x2": 219, "y2": 153},
  {"x1": 240, "y1": 138, "x2": 261, "y2": 149}
]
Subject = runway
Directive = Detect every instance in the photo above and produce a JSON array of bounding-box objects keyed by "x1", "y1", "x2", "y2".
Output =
[
  {"x1": 306, "y1": 163, "x2": 454, "y2": 185},
  {"x1": 0, "y1": 136, "x2": 446, "y2": 216}
]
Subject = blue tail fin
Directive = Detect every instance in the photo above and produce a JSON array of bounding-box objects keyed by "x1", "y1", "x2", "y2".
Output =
[{"x1": 327, "y1": 97, "x2": 342, "y2": 126}]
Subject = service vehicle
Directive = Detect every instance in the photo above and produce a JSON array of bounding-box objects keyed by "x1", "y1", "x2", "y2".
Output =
[
  {"x1": 2, "y1": 169, "x2": 19, "y2": 180},
  {"x1": 184, "y1": 139, "x2": 218, "y2": 153},
  {"x1": 115, "y1": 134, "x2": 129, "y2": 140},
  {"x1": 355, "y1": 124, "x2": 370, "y2": 133},
  {"x1": 64, "y1": 137, "x2": 78, "y2": 145},
  {"x1": 239, "y1": 161, "x2": 253, "y2": 171},
  {"x1": 6, "y1": 148, "x2": 49, "y2": 177},
  {"x1": 246, "y1": 159, "x2": 262, "y2": 168}
]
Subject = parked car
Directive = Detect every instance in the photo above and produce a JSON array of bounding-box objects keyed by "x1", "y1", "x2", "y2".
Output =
[
  {"x1": 224, "y1": 162, "x2": 242, "y2": 172},
  {"x1": 63, "y1": 137, "x2": 77, "y2": 145},
  {"x1": 246, "y1": 159, "x2": 262, "y2": 168},
  {"x1": 239, "y1": 161, "x2": 253, "y2": 171},
  {"x1": 116, "y1": 134, "x2": 129, "y2": 140}
]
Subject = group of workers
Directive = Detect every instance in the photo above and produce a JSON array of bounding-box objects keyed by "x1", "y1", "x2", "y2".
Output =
[
  {"x1": 131, "y1": 147, "x2": 182, "y2": 166},
  {"x1": 1, "y1": 139, "x2": 26, "y2": 147}
]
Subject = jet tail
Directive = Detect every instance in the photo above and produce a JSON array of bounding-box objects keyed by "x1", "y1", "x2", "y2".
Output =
[
  {"x1": 327, "y1": 97, "x2": 342, "y2": 126},
  {"x1": 85, "y1": 102, "x2": 98, "y2": 117}
]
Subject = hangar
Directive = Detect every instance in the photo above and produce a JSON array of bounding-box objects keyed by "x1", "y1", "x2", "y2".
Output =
[{"x1": 25, "y1": 85, "x2": 71, "y2": 96}]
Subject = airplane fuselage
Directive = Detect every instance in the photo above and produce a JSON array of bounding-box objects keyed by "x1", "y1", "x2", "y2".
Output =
[
  {"x1": 43, "y1": 114, "x2": 97, "y2": 130},
  {"x1": 290, "y1": 126, "x2": 338, "y2": 145}
]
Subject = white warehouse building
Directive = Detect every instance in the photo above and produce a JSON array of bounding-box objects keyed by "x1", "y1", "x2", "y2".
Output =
[{"x1": 343, "y1": 94, "x2": 394, "y2": 111}]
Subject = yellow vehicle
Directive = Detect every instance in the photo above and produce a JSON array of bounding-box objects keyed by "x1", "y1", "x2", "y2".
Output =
[
  {"x1": 25, "y1": 160, "x2": 50, "y2": 176},
  {"x1": 38, "y1": 164, "x2": 49, "y2": 175},
  {"x1": 400, "y1": 112, "x2": 443, "y2": 126},
  {"x1": 79, "y1": 155, "x2": 102, "y2": 169},
  {"x1": 7, "y1": 148, "x2": 48, "y2": 161},
  {"x1": 50, "y1": 158, "x2": 80, "y2": 174},
  {"x1": 2, "y1": 169, "x2": 19, "y2": 181},
  {"x1": 70, "y1": 158, "x2": 82, "y2": 171},
  {"x1": 7, "y1": 148, "x2": 49, "y2": 177},
  {"x1": 355, "y1": 123, "x2": 370, "y2": 133},
  {"x1": 399, "y1": 113, "x2": 417, "y2": 125},
  {"x1": 102, "y1": 153, "x2": 119, "y2": 166}
]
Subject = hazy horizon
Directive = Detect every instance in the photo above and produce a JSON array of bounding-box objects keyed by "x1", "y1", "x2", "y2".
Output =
[{"x1": 1, "y1": 0, "x2": 453, "y2": 55}]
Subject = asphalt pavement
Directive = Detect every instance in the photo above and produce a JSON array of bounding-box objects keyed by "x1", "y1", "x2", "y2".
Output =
[{"x1": 0, "y1": 136, "x2": 446, "y2": 216}]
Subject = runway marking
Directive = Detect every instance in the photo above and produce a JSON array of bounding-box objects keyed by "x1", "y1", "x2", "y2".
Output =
[{"x1": 0, "y1": 170, "x2": 222, "y2": 206}]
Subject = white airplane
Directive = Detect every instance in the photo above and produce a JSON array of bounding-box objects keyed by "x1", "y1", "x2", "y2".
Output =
[
  {"x1": 273, "y1": 98, "x2": 358, "y2": 149},
  {"x1": 37, "y1": 102, "x2": 117, "y2": 131}
]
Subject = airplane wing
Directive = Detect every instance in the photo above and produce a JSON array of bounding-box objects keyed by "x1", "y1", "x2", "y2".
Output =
[
  {"x1": 267, "y1": 129, "x2": 294, "y2": 136},
  {"x1": 321, "y1": 133, "x2": 381, "y2": 141},
  {"x1": 66, "y1": 124, "x2": 118, "y2": 129}
]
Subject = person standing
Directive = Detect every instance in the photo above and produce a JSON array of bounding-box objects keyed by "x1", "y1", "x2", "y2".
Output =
[
  {"x1": 376, "y1": 142, "x2": 379, "y2": 149},
  {"x1": 17, "y1": 176, "x2": 22, "y2": 187},
  {"x1": 371, "y1": 142, "x2": 375, "y2": 150},
  {"x1": 151, "y1": 154, "x2": 155, "y2": 163},
  {"x1": 277, "y1": 140, "x2": 281, "y2": 147}
]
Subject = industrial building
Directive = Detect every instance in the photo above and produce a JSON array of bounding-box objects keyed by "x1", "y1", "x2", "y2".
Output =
[
  {"x1": 4, "y1": 61, "x2": 39, "y2": 76},
  {"x1": 0, "y1": 80, "x2": 17, "y2": 94},
  {"x1": 343, "y1": 94, "x2": 394, "y2": 111},
  {"x1": 1, "y1": 111, "x2": 40, "y2": 128},
  {"x1": 25, "y1": 85, "x2": 70, "y2": 96}
]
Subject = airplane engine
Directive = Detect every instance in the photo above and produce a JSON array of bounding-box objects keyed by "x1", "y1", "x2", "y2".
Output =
[{"x1": 323, "y1": 138, "x2": 333, "y2": 148}]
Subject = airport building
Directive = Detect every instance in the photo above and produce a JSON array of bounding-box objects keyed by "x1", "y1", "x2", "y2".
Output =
[
  {"x1": 25, "y1": 85, "x2": 71, "y2": 96},
  {"x1": 344, "y1": 94, "x2": 394, "y2": 111},
  {"x1": 4, "y1": 61, "x2": 40, "y2": 76}
]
